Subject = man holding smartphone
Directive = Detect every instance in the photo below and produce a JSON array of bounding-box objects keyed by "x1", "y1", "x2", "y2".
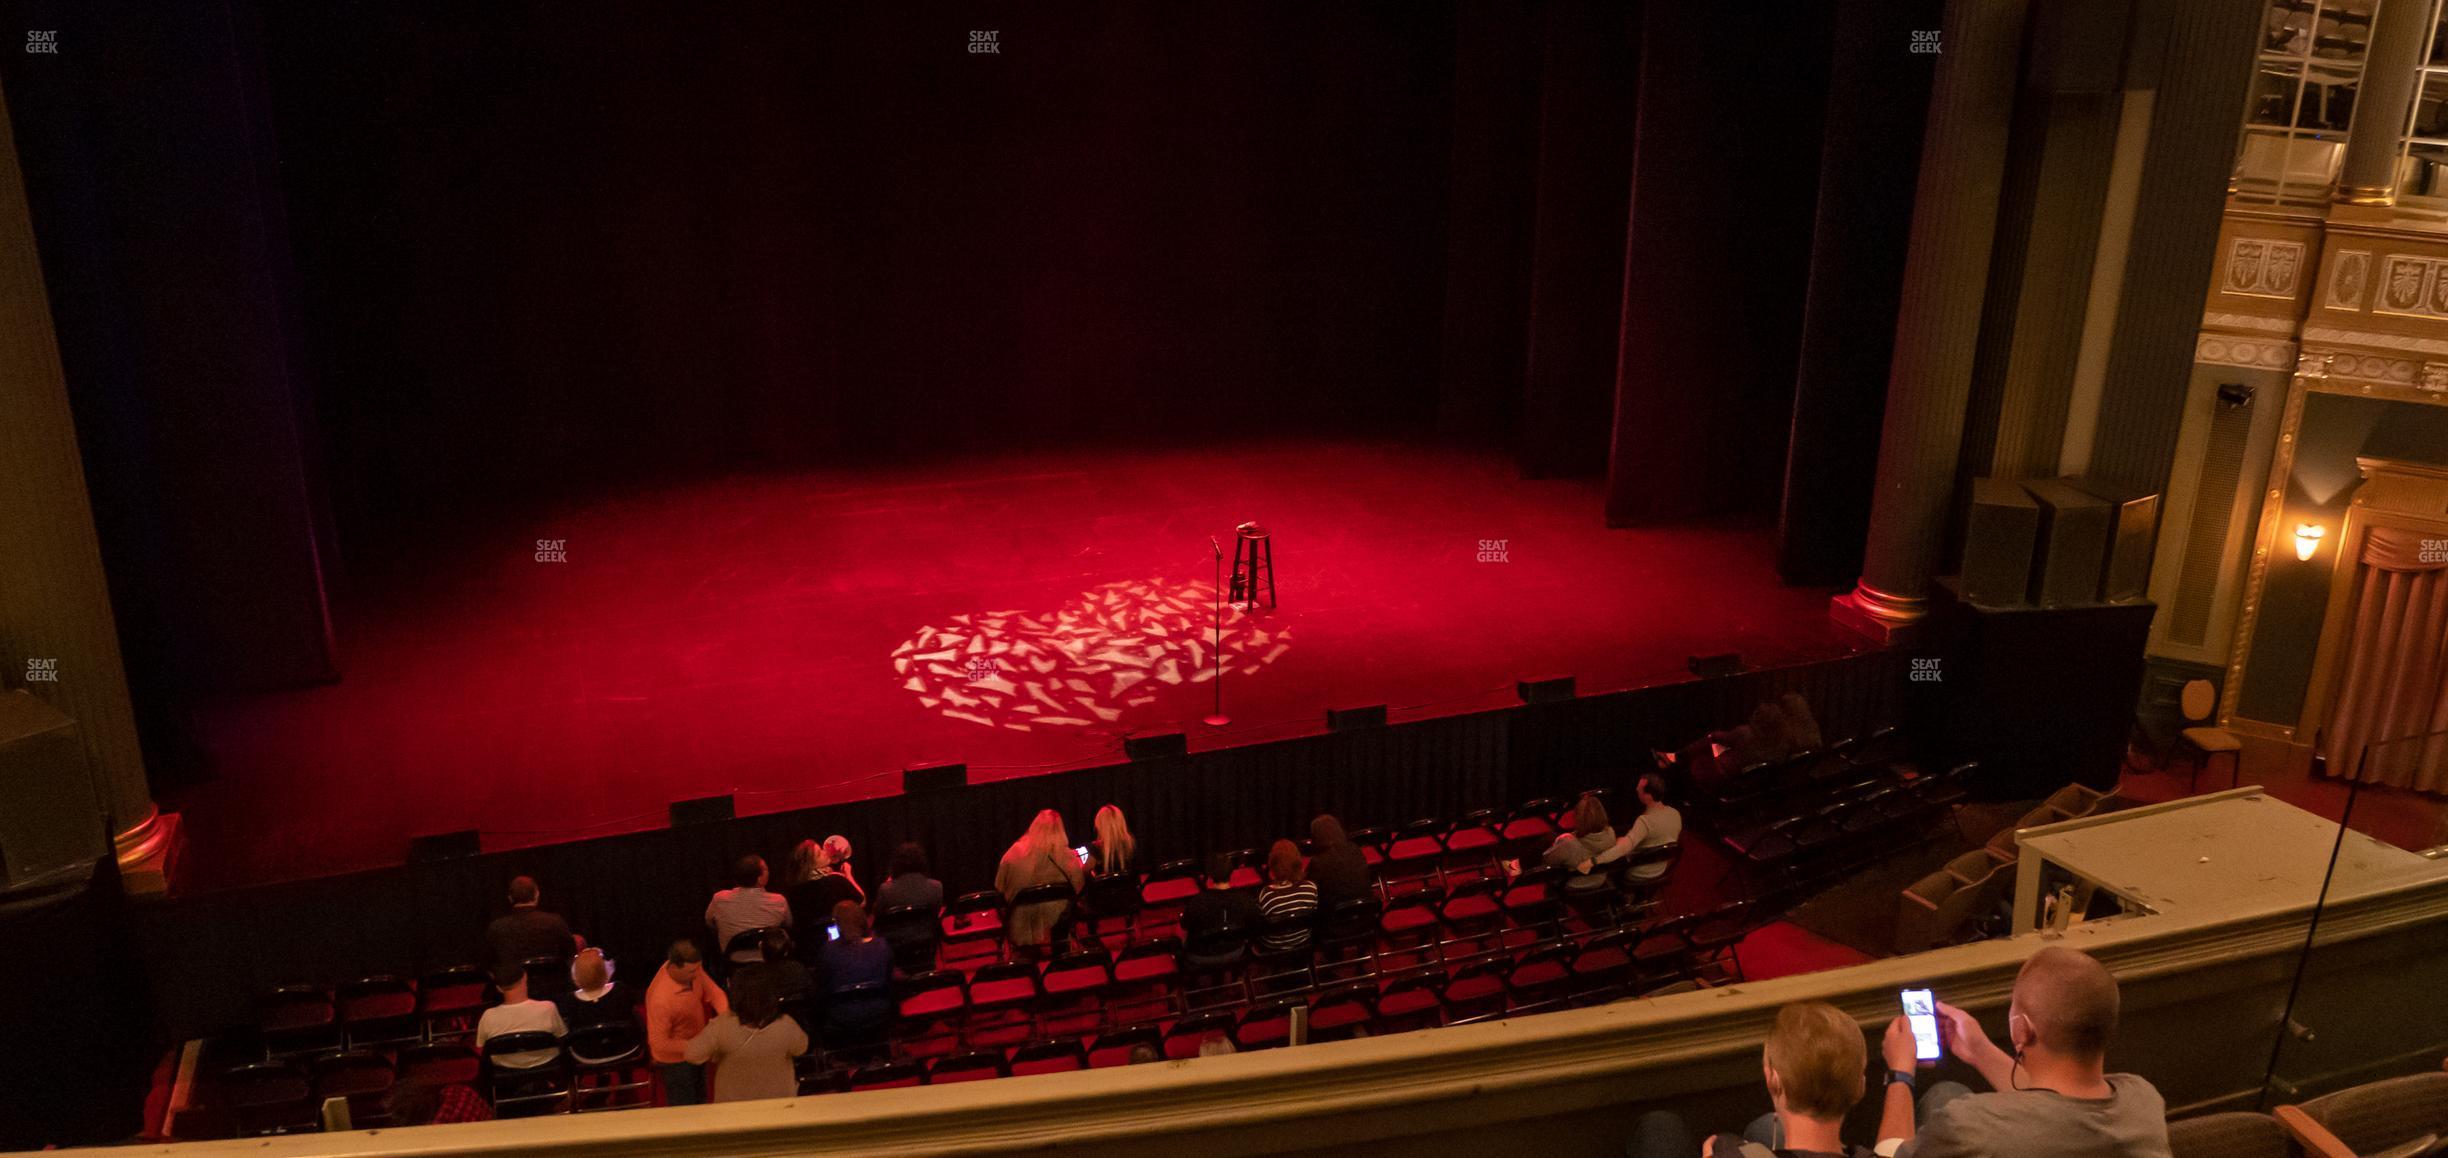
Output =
[{"x1": 1874, "y1": 948, "x2": 2171, "y2": 1157}]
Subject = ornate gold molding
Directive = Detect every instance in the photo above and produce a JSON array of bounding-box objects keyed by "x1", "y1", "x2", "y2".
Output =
[{"x1": 2195, "y1": 332, "x2": 2298, "y2": 370}]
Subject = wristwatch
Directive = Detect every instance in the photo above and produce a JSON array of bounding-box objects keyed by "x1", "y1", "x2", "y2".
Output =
[{"x1": 1886, "y1": 1068, "x2": 1917, "y2": 1091}]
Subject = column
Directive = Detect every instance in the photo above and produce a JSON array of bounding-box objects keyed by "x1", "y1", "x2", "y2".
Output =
[
  {"x1": 2336, "y1": 0, "x2": 2431, "y2": 204},
  {"x1": 0, "y1": 87, "x2": 173, "y2": 887},
  {"x1": 1832, "y1": 0, "x2": 2028, "y2": 642}
]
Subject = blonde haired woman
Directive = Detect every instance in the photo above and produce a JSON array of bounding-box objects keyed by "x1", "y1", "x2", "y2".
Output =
[
  {"x1": 995, "y1": 809, "x2": 1086, "y2": 953},
  {"x1": 1089, "y1": 804, "x2": 1137, "y2": 877}
]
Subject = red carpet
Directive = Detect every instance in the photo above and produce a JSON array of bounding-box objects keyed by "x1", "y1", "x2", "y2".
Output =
[{"x1": 168, "y1": 440, "x2": 1868, "y2": 892}]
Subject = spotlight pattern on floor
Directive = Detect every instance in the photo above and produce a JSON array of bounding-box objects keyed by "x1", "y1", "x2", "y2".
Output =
[{"x1": 893, "y1": 578, "x2": 1290, "y2": 731}]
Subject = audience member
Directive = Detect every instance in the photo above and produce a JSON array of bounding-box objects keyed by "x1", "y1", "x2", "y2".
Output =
[
  {"x1": 683, "y1": 972, "x2": 809, "y2": 1103},
  {"x1": 737, "y1": 928, "x2": 811, "y2": 1005},
  {"x1": 706, "y1": 854, "x2": 792, "y2": 965},
  {"x1": 1879, "y1": 947, "x2": 2169, "y2": 1157},
  {"x1": 1255, "y1": 839, "x2": 1319, "y2": 951},
  {"x1": 1127, "y1": 1044, "x2": 1161, "y2": 1065},
  {"x1": 384, "y1": 1079, "x2": 492, "y2": 1126},
  {"x1": 818, "y1": 902, "x2": 895, "y2": 1038},
  {"x1": 1630, "y1": 1001, "x2": 1876, "y2": 1158},
  {"x1": 818, "y1": 901, "x2": 895, "y2": 996},
  {"x1": 873, "y1": 842, "x2": 944, "y2": 914},
  {"x1": 995, "y1": 809, "x2": 1087, "y2": 953},
  {"x1": 1197, "y1": 1034, "x2": 1238, "y2": 1058},
  {"x1": 1089, "y1": 803, "x2": 1137, "y2": 877},
  {"x1": 473, "y1": 962, "x2": 567, "y2": 1070},
  {"x1": 556, "y1": 947, "x2": 633, "y2": 1033},
  {"x1": 1720, "y1": 699, "x2": 1823, "y2": 771},
  {"x1": 1181, "y1": 851, "x2": 1262, "y2": 970},
  {"x1": 1607, "y1": 773, "x2": 1684, "y2": 886},
  {"x1": 1305, "y1": 813, "x2": 1373, "y2": 907},
  {"x1": 486, "y1": 875, "x2": 578, "y2": 966},
  {"x1": 782, "y1": 837, "x2": 863, "y2": 945},
  {"x1": 1543, "y1": 793, "x2": 1615, "y2": 871},
  {"x1": 644, "y1": 940, "x2": 728, "y2": 1107},
  {"x1": 1779, "y1": 692, "x2": 1825, "y2": 752}
]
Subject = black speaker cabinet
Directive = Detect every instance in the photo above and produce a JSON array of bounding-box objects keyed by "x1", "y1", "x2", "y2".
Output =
[
  {"x1": 1912, "y1": 578, "x2": 2153, "y2": 799},
  {"x1": 669, "y1": 794, "x2": 735, "y2": 827},
  {"x1": 902, "y1": 761, "x2": 968, "y2": 793},
  {"x1": 2024, "y1": 480, "x2": 2113, "y2": 607},
  {"x1": 0, "y1": 691, "x2": 107, "y2": 890},
  {"x1": 1326, "y1": 705, "x2": 1387, "y2": 731},
  {"x1": 1685, "y1": 653, "x2": 1743, "y2": 680},
  {"x1": 408, "y1": 829, "x2": 483, "y2": 863},
  {"x1": 1516, "y1": 676, "x2": 1576, "y2": 704},
  {"x1": 2064, "y1": 476, "x2": 2159, "y2": 603},
  {"x1": 1124, "y1": 732, "x2": 1188, "y2": 760},
  {"x1": 1959, "y1": 478, "x2": 2040, "y2": 607}
]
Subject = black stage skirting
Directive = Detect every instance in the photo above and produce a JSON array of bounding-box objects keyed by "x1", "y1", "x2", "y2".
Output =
[{"x1": 131, "y1": 648, "x2": 1905, "y2": 1042}]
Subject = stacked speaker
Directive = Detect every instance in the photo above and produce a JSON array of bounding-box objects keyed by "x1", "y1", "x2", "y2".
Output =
[
  {"x1": 1958, "y1": 476, "x2": 2159, "y2": 608},
  {"x1": 1926, "y1": 476, "x2": 2163, "y2": 798}
]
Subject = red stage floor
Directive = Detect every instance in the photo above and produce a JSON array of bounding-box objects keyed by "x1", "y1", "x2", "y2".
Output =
[{"x1": 169, "y1": 440, "x2": 1869, "y2": 892}]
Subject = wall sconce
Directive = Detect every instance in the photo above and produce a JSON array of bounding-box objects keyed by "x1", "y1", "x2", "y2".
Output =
[{"x1": 2294, "y1": 522, "x2": 2326, "y2": 561}]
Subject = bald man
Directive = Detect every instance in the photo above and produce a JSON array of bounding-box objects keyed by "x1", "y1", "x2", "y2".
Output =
[{"x1": 1876, "y1": 947, "x2": 2169, "y2": 1157}]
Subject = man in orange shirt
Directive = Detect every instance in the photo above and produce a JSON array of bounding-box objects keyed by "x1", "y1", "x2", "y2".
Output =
[{"x1": 644, "y1": 940, "x2": 728, "y2": 1105}]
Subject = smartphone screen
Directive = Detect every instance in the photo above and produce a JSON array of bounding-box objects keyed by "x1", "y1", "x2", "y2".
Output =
[
  {"x1": 826, "y1": 924, "x2": 841, "y2": 942},
  {"x1": 1901, "y1": 988, "x2": 1941, "y2": 1062},
  {"x1": 1073, "y1": 845, "x2": 1091, "y2": 865}
]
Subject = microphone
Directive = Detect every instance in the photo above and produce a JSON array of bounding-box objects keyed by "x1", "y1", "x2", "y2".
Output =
[{"x1": 1209, "y1": 535, "x2": 1223, "y2": 557}]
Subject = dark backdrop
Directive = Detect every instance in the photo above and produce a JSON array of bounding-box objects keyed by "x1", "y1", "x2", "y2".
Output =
[{"x1": 256, "y1": 2, "x2": 1459, "y2": 548}]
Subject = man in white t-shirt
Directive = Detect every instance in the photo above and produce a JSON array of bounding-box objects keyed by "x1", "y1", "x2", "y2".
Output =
[{"x1": 474, "y1": 961, "x2": 567, "y2": 1069}]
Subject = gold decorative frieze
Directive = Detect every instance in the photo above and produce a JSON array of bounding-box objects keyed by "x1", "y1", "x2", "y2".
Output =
[
  {"x1": 2203, "y1": 311, "x2": 2302, "y2": 335},
  {"x1": 2224, "y1": 238, "x2": 2307, "y2": 298},
  {"x1": 2196, "y1": 332, "x2": 2297, "y2": 370},
  {"x1": 2298, "y1": 323, "x2": 2448, "y2": 355},
  {"x1": 2375, "y1": 254, "x2": 2445, "y2": 316},
  {"x1": 2325, "y1": 250, "x2": 2371, "y2": 311}
]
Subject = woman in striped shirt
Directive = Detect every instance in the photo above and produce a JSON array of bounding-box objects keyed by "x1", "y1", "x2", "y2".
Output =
[{"x1": 1255, "y1": 839, "x2": 1319, "y2": 951}]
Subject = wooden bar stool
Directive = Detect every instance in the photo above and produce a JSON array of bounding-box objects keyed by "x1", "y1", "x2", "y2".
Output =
[{"x1": 1228, "y1": 522, "x2": 1276, "y2": 609}]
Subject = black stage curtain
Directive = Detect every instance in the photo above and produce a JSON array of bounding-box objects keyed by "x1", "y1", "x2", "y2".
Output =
[
  {"x1": 0, "y1": 0, "x2": 337, "y2": 713},
  {"x1": 1603, "y1": 3, "x2": 1833, "y2": 526},
  {"x1": 131, "y1": 650, "x2": 1904, "y2": 1043},
  {"x1": 249, "y1": 2, "x2": 1459, "y2": 552}
]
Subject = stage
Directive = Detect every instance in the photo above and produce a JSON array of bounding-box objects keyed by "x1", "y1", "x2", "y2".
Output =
[{"x1": 166, "y1": 440, "x2": 1869, "y2": 893}]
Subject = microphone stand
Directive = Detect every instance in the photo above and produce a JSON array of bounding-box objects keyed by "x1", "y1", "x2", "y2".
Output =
[{"x1": 1204, "y1": 536, "x2": 1230, "y2": 727}]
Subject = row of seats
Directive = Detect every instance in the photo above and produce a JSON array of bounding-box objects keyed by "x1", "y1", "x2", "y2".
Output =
[
  {"x1": 235, "y1": 784, "x2": 1644, "y2": 1065},
  {"x1": 1716, "y1": 760, "x2": 1973, "y2": 891},
  {"x1": 881, "y1": 789, "x2": 1642, "y2": 974},
  {"x1": 213, "y1": 746, "x2": 1940, "y2": 1135},
  {"x1": 798, "y1": 896, "x2": 1754, "y2": 1093},
  {"x1": 1693, "y1": 726, "x2": 1909, "y2": 828},
  {"x1": 2165, "y1": 1057, "x2": 2448, "y2": 1158},
  {"x1": 1894, "y1": 783, "x2": 2123, "y2": 954},
  {"x1": 816, "y1": 858, "x2": 1705, "y2": 1061}
]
